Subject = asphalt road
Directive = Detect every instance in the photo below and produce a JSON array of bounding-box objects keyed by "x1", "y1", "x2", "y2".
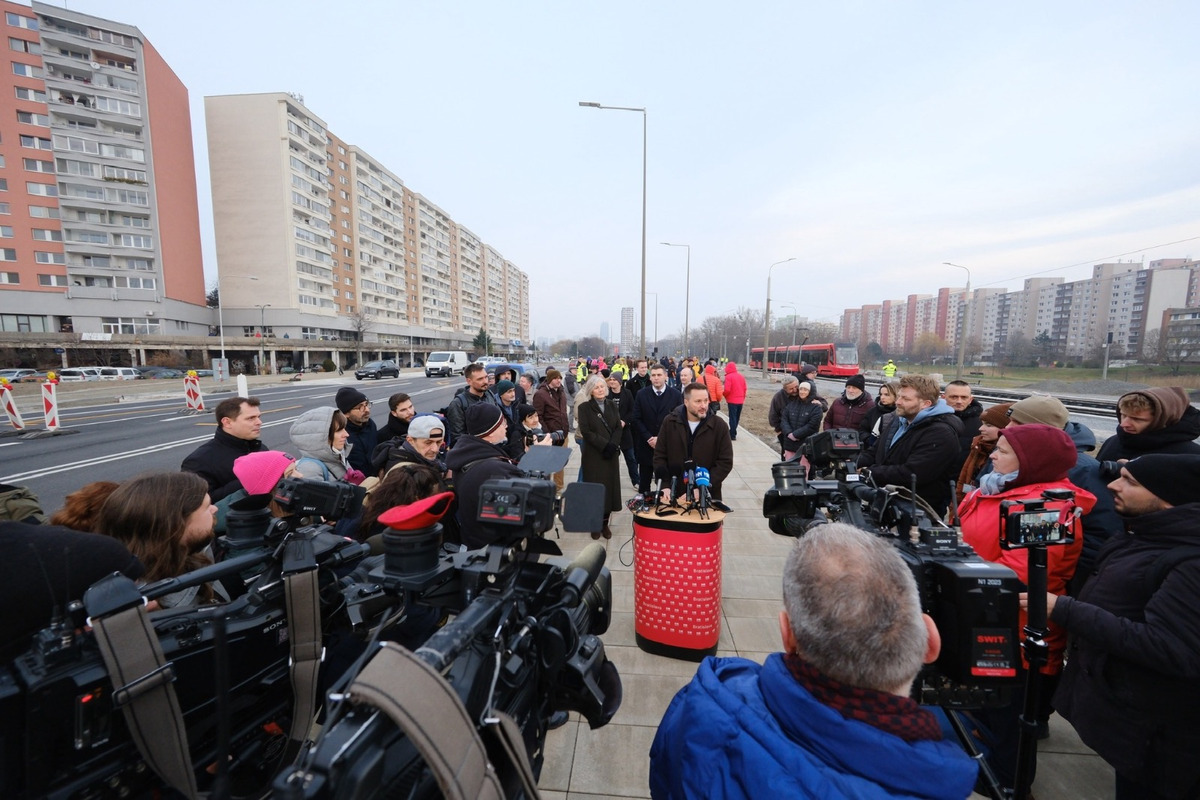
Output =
[{"x1": 1, "y1": 372, "x2": 468, "y2": 515}]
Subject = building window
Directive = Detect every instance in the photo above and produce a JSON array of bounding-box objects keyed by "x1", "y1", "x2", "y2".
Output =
[
  {"x1": 0, "y1": 271, "x2": 19, "y2": 284},
  {"x1": 101, "y1": 317, "x2": 160, "y2": 335},
  {"x1": 0, "y1": 203, "x2": 8, "y2": 214},
  {"x1": 81, "y1": 255, "x2": 110, "y2": 267},
  {"x1": 24, "y1": 158, "x2": 54, "y2": 173},
  {"x1": 0, "y1": 226, "x2": 11, "y2": 238},
  {"x1": 35, "y1": 251, "x2": 65, "y2": 264},
  {"x1": 117, "y1": 234, "x2": 152, "y2": 249},
  {"x1": 26, "y1": 182, "x2": 57, "y2": 197},
  {"x1": 28, "y1": 205, "x2": 58, "y2": 219},
  {"x1": 6, "y1": 13, "x2": 39, "y2": 30},
  {"x1": 37, "y1": 274, "x2": 68, "y2": 287},
  {"x1": 11, "y1": 62, "x2": 42, "y2": 78},
  {"x1": 19, "y1": 135, "x2": 52, "y2": 150},
  {"x1": 16, "y1": 111, "x2": 49, "y2": 126},
  {"x1": 0, "y1": 249, "x2": 16, "y2": 262},
  {"x1": 31, "y1": 228, "x2": 62, "y2": 241},
  {"x1": 14, "y1": 81, "x2": 45, "y2": 96}
]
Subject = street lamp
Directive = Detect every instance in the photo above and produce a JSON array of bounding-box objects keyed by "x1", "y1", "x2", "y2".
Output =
[
  {"x1": 661, "y1": 242, "x2": 690, "y2": 356},
  {"x1": 763, "y1": 258, "x2": 798, "y2": 378},
  {"x1": 943, "y1": 262, "x2": 971, "y2": 380},
  {"x1": 579, "y1": 100, "x2": 647, "y2": 356},
  {"x1": 254, "y1": 303, "x2": 271, "y2": 375},
  {"x1": 646, "y1": 291, "x2": 659, "y2": 354}
]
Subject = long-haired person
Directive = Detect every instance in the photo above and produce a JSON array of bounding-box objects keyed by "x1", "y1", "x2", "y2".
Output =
[
  {"x1": 96, "y1": 472, "x2": 219, "y2": 608},
  {"x1": 576, "y1": 374, "x2": 623, "y2": 539}
]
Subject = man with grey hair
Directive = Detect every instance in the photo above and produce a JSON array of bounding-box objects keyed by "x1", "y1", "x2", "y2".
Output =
[
  {"x1": 768, "y1": 374, "x2": 801, "y2": 457},
  {"x1": 650, "y1": 524, "x2": 978, "y2": 799}
]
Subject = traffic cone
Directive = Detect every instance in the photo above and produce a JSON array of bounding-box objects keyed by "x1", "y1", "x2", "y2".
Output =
[{"x1": 0, "y1": 378, "x2": 24, "y2": 430}]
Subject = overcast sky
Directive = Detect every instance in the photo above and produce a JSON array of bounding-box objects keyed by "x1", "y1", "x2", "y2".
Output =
[{"x1": 57, "y1": 0, "x2": 1200, "y2": 343}]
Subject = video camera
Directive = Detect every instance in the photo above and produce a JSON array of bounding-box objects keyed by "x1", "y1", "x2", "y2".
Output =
[
  {"x1": 763, "y1": 430, "x2": 1022, "y2": 707},
  {"x1": 279, "y1": 461, "x2": 620, "y2": 798}
]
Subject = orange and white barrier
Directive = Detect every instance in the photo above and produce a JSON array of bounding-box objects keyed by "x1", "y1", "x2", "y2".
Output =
[
  {"x1": 0, "y1": 378, "x2": 24, "y2": 430},
  {"x1": 184, "y1": 371, "x2": 206, "y2": 411},
  {"x1": 41, "y1": 373, "x2": 60, "y2": 431}
]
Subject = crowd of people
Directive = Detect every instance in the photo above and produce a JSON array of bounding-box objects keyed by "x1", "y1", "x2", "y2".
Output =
[{"x1": 3, "y1": 355, "x2": 1199, "y2": 800}]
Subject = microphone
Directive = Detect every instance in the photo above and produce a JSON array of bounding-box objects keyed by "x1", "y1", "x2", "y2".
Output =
[
  {"x1": 695, "y1": 467, "x2": 712, "y2": 512},
  {"x1": 682, "y1": 460, "x2": 696, "y2": 502},
  {"x1": 653, "y1": 465, "x2": 672, "y2": 506}
]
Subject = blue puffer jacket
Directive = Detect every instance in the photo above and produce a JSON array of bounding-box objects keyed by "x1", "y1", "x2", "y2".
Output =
[{"x1": 649, "y1": 654, "x2": 978, "y2": 800}]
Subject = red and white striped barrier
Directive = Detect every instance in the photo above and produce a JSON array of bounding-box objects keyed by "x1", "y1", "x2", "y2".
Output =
[
  {"x1": 41, "y1": 377, "x2": 60, "y2": 431},
  {"x1": 184, "y1": 372, "x2": 206, "y2": 412},
  {"x1": 0, "y1": 379, "x2": 24, "y2": 430}
]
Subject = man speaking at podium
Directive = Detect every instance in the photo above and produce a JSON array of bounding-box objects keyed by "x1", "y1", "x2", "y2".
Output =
[{"x1": 654, "y1": 382, "x2": 734, "y2": 502}]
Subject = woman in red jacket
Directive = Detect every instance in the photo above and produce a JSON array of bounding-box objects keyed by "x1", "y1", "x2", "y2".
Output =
[{"x1": 957, "y1": 422, "x2": 1096, "y2": 792}]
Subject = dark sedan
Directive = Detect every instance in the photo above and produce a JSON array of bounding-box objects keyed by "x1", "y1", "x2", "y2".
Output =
[{"x1": 355, "y1": 360, "x2": 400, "y2": 380}]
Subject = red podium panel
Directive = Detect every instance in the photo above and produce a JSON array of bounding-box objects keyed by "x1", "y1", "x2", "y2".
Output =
[{"x1": 633, "y1": 509, "x2": 724, "y2": 661}]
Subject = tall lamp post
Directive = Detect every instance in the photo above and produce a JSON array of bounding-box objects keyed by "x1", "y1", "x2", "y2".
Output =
[
  {"x1": 763, "y1": 258, "x2": 798, "y2": 378},
  {"x1": 943, "y1": 262, "x2": 971, "y2": 380},
  {"x1": 579, "y1": 101, "x2": 647, "y2": 357},
  {"x1": 661, "y1": 242, "x2": 690, "y2": 356},
  {"x1": 254, "y1": 303, "x2": 271, "y2": 375}
]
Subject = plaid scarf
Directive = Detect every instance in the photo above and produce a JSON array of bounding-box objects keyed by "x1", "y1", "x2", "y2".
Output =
[{"x1": 784, "y1": 652, "x2": 943, "y2": 743}]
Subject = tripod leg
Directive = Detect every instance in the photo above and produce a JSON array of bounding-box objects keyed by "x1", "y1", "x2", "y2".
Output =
[{"x1": 945, "y1": 708, "x2": 1006, "y2": 800}]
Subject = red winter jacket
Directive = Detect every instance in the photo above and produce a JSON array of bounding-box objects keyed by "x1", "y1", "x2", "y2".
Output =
[
  {"x1": 722, "y1": 363, "x2": 747, "y2": 404},
  {"x1": 958, "y1": 479, "x2": 1096, "y2": 673},
  {"x1": 701, "y1": 364, "x2": 724, "y2": 403}
]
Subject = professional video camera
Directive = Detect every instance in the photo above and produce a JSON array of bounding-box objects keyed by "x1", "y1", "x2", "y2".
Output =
[
  {"x1": 762, "y1": 430, "x2": 1022, "y2": 708},
  {"x1": 278, "y1": 445, "x2": 621, "y2": 799},
  {"x1": 0, "y1": 477, "x2": 371, "y2": 800}
]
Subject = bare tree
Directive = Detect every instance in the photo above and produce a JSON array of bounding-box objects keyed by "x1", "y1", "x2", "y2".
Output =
[
  {"x1": 912, "y1": 332, "x2": 948, "y2": 365},
  {"x1": 347, "y1": 308, "x2": 375, "y2": 369},
  {"x1": 1140, "y1": 328, "x2": 1162, "y2": 364}
]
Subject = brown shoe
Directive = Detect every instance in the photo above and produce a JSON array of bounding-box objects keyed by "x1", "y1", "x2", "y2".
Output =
[
  {"x1": 602, "y1": 524, "x2": 613, "y2": 540},
  {"x1": 591, "y1": 530, "x2": 601, "y2": 540}
]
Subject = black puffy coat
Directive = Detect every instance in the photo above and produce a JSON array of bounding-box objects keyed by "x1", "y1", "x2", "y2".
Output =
[
  {"x1": 781, "y1": 399, "x2": 824, "y2": 450},
  {"x1": 181, "y1": 428, "x2": 266, "y2": 501},
  {"x1": 857, "y1": 406, "x2": 962, "y2": 515},
  {"x1": 1052, "y1": 504, "x2": 1200, "y2": 796}
]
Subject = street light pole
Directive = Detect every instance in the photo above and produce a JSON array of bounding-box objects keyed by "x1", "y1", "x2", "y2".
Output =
[
  {"x1": 763, "y1": 258, "x2": 798, "y2": 378},
  {"x1": 661, "y1": 242, "x2": 690, "y2": 356},
  {"x1": 943, "y1": 262, "x2": 971, "y2": 380},
  {"x1": 580, "y1": 101, "x2": 647, "y2": 357},
  {"x1": 254, "y1": 303, "x2": 271, "y2": 375}
]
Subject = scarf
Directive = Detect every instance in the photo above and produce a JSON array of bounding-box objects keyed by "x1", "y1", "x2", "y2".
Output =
[
  {"x1": 784, "y1": 652, "x2": 943, "y2": 742},
  {"x1": 978, "y1": 468, "x2": 1018, "y2": 495}
]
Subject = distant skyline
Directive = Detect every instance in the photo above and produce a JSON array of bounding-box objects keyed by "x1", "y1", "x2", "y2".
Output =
[{"x1": 55, "y1": 1, "x2": 1200, "y2": 342}]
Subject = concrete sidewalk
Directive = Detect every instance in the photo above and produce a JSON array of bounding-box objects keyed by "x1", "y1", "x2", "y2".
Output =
[{"x1": 536, "y1": 424, "x2": 1115, "y2": 799}]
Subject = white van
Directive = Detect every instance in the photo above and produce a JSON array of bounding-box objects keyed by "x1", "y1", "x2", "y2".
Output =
[
  {"x1": 58, "y1": 367, "x2": 102, "y2": 382},
  {"x1": 425, "y1": 351, "x2": 470, "y2": 378},
  {"x1": 98, "y1": 367, "x2": 142, "y2": 381}
]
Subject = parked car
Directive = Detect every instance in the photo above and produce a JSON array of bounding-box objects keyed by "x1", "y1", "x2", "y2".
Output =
[
  {"x1": 137, "y1": 367, "x2": 186, "y2": 379},
  {"x1": 98, "y1": 367, "x2": 143, "y2": 381},
  {"x1": 355, "y1": 360, "x2": 400, "y2": 380},
  {"x1": 18, "y1": 372, "x2": 51, "y2": 383},
  {"x1": 0, "y1": 368, "x2": 38, "y2": 382},
  {"x1": 58, "y1": 367, "x2": 103, "y2": 382}
]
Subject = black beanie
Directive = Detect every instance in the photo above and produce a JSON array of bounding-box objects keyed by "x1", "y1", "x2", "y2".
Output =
[
  {"x1": 846, "y1": 374, "x2": 866, "y2": 390},
  {"x1": 336, "y1": 386, "x2": 369, "y2": 413},
  {"x1": 1125, "y1": 454, "x2": 1200, "y2": 507},
  {"x1": 466, "y1": 403, "x2": 505, "y2": 437}
]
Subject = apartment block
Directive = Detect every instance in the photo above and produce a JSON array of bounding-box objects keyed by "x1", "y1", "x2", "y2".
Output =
[
  {"x1": 0, "y1": 1, "x2": 205, "y2": 335},
  {"x1": 620, "y1": 305, "x2": 634, "y2": 354},
  {"x1": 206, "y1": 92, "x2": 529, "y2": 351},
  {"x1": 840, "y1": 259, "x2": 1200, "y2": 363}
]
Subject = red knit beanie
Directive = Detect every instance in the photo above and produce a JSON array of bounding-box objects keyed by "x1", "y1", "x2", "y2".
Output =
[{"x1": 999, "y1": 424, "x2": 1076, "y2": 486}]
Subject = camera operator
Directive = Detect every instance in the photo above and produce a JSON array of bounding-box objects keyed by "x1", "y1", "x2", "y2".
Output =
[
  {"x1": 957, "y1": 423, "x2": 1097, "y2": 792},
  {"x1": 856, "y1": 373, "x2": 962, "y2": 517},
  {"x1": 446, "y1": 403, "x2": 524, "y2": 549},
  {"x1": 1029, "y1": 454, "x2": 1200, "y2": 800},
  {"x1": 653, "y1": 382, "x2": 734, "y2": 501},
  {"x1": 650, "y1": 524, "x2": 978, "y2": 799}
]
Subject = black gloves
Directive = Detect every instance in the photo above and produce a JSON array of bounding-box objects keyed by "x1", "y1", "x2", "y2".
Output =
[{"x1": 601, "y1": 443, "x2": 619, "y2": 459}]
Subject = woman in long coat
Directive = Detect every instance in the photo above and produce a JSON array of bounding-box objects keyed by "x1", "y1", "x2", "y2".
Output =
[{"x1": 576, "y1": 374, "x2": 623, "y2": 539}]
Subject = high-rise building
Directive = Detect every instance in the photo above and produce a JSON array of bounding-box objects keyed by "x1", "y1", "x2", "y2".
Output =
[
  {"x1": 206, "y1": 92, "x2": 529, "y2": 354},
  {"x1": 0, "y1": 1, "x2": 206, "y2": 336},
  {"x1": 620, "y1": 306, "x2": 634, "y2": 354}
]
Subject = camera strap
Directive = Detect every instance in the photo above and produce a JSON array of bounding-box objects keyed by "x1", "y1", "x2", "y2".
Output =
[
  {"x1": 284, "y1": 565, "x2": 323, "y2": 747},
  {"x1": 90, "y1": 602, "x2": 201, "y2": 799},
  {"x1": 347, "y1": 642, "x2": 541, "y2": 800}
]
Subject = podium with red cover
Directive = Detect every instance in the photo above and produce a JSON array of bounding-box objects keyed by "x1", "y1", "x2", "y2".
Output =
[{"x1": 633, "y1": 508, "x2": 725, "y2": 661}]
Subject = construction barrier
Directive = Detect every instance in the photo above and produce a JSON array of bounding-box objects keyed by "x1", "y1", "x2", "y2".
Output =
[
  {"x1": 0, "y1": 379, "x2": 24, "y2": 430},
  {"x1": 41, "y1": 375, "x2": 60, "y2": 431},
  {"x1": 184, "y1": 372, "x2": 206, "y2": 411}
]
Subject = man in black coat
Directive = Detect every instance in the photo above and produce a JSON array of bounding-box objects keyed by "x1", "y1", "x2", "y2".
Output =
[
  {"x1": 336, "y1": 386, "x2": 379, "y2": 478},
  {"x1": 181, "y1": 396, "x2": 266, "y2": 501},
  {"x1": 446, "y1": 403, "x2": 523, "y2": 550},
  {"x1": 1042, "y1": 454, "x2": 1200, "y2": 799},
  {"x1": 632, "y1": 364, "x2": 683, "y2": 496},
  {"x1": 654, "y1": 383, "x2": 734, "y2": 501},
  {"x1": 376, "y1": 392, "x2": 415, "y2": 446},
  {"x1": 943, "y1": 380, "x2": 982, "y2": 475},
  {"x1": 857, "y1": 374, "x2": 962, "y2": 516}
]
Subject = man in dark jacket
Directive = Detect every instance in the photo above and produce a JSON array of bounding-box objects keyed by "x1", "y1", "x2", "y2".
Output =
[
  {"x1": 654, "y1": 383, "x2": 734, "y2": 501},
  {"x1": 1044, "y1": 454, "x2": 1200, "y2": 799},
  {"x1": 943, "y1": 379, "x2": 982, "y2": 475},
  {"x1": 606, "y1": 372, "x2": 639, "y2": 489},
  {"x1": 823, "y1": 373, "x2": 876, "y2": 433},
  {"x1": 857, "y1": 374, "x2": 962, "y2": 516},
  {"x1": 1096, "y1": 386, "x2": 1200, "y2": 461},
  {"x1": 533, "y1": 369, "x2": 570, "y2": 492},
  {"x1": 181, "y1": 396, "x2": 266, "y2": 501},
  {"x1": 375, "y1": 414, "x2": 446, "y2": 476},
  {"x1": 632, "y1": 364, "x2": 683, "y2": 496},
  {"x1": 651, "y1": 524, "x2": 977, "y2": 799},
  {"x1": 626, "y1": 358, "x2": 651, "y2": 399},
  {"x1": 446, "y1": 404, "x2": 523, "y2": 549},
  {"x1": 376, "y1": 392, "x2": 415, "y2": 446},
  {"x1": 444, "y1": 364, "x2": 497, "y2": 447},
  {"x1": 768, "y1": 375, "x2": 800, "y2": 457},
  {"x1": 336, "y1": 386, "x2": 379, "y2": 478}
]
